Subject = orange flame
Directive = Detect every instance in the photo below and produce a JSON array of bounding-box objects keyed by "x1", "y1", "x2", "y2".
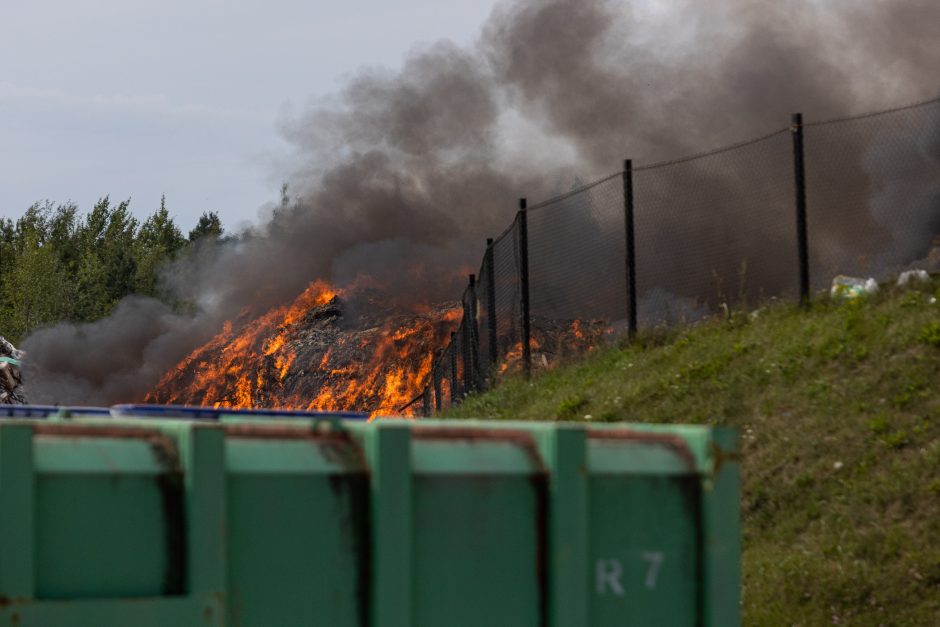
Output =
[{"x1": 146, "y1": 279, "x2": 460, "y2": 418}]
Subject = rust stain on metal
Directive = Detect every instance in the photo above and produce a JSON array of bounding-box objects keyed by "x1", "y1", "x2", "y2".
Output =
[
  {"x1": 528, "y1": 474, "x2": 549, "y2": 627},
  {"x1": 223, "y1": 424, "x2": 369, "y2": 471},
  {"x1": 221, "y1": 423, "x2": 350, "y2": 441},
  {"x1": 409, "y1": 426, "x2": 538, "y2": 441},
  {"x1": 411, "y1": 427, "x2": 548, "y2": 473},
  {"x1": 151, "y1": 438, "x2": 186, "y2": 596},
  {"x1": 710, "y1": 440, "x2": 741, "y2": 475},
  {"x1": 32, "y1": 424, "x2": 182, "y2": 466},
  {"x1": 34, "y1": 423, "x2": 165, "y2": 440},
  {"x1": 588, "y1": 429, "x2": 697, "y2": 469},
  {"x1": 325, "y1": 474, "x2": 372, "y2": 627},
  {"x1": 673, "y1": 474, "x2": 706, "y2": 623}
]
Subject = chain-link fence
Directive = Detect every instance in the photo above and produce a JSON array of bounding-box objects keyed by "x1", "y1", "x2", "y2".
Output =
[{"x1": 399, "y1": 96, "x2": 940, "y2": 416}]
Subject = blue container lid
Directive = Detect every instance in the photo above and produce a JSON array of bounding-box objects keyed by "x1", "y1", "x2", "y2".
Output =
[
  {"x1": 110, "y1": 404, "x2": 369, "y2": 420},
  {"x1": 0, "y1": 405, "x2": 114, "y2": 419},
  {"x1": 65, "y1": 407, "x2": 115, "y2": 416},
  {"x1": 0, "y1": 405, "x2": 63, "y2": 418}
]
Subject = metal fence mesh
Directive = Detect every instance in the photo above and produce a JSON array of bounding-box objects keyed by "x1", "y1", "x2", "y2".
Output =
[
  {"x1": 491, "y1": 221, "x2": 523, "y2": 367},
  {"x1": 474, "y1": 253, "x2": 495, "y2": 386},
  {"x1": 527, "y1": 173, "x2": 626, "y2": 368},
  {"x1": 805, "y1": 100, "x2": 940, "y2": 286},
  {"x1": 401, "y1": 96, "x2": 940, "y2": 416},
  {"x1": 633, "y1": 128, "x2": 797, "y2": 326}
]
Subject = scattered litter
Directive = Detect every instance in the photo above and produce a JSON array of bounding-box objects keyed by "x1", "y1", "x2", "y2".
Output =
[
  {"x1": 583, "y1": 414, "x2": 593, "y2": 421},
  {"x1": 830, "y1": 275, "x2": 879, "y2": 300},
  {"x1": 896, "y1": 269, "x2": 930, "y2": 287},
  {"x1": 833, "y1": 461, "x2": 844, "y2": 470},
  {"x1": 0, "y1": 336, "x2": 26, "y2": 405}
]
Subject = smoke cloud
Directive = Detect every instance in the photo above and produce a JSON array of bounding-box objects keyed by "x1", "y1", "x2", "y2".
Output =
[{"x1": 24, "y1": 0, "x2": 940, "y2": 404}]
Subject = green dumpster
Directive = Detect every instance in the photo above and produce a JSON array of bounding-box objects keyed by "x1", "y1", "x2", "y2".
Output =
[{"x1": 0, "y1": 412, "x2": 739, "y2": 626}]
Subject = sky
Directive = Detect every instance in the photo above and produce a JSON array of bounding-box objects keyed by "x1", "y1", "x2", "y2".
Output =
[{"x1": 0, "y1": 0, "x2": 501, "y2": 231}]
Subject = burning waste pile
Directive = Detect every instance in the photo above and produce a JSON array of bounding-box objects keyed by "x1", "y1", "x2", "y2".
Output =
[{"x1": 145, "y1": 280, "x2": 463, "y2": 416}]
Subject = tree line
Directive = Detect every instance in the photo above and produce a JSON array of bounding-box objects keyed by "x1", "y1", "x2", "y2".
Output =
[{"x1": 0, "y1": 197, "x2": 224, "y2": 343}]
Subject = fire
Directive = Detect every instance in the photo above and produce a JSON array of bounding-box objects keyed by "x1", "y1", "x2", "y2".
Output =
[
  {"x1": 146, "y1": 279, "x2": 459, "y2": 417},
  {"x1": 145, "y1": 274, "x2": 611, "y2": 418},
  {"x1": 498, "y1": 338, "x2": 542, "y2": 374},
  {"x1": 494, "y1": 320, "x2": 611, "y2": 377},
  {"x1": 304, "y1": 321, "x2": 441, "y2": 416}
]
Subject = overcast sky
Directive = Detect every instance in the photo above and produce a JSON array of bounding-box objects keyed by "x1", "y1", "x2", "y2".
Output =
[{"x1": 0, "y1": 0, "x2": 501, "y2": 230}]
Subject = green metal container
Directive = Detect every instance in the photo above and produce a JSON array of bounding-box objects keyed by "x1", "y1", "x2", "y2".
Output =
[{"x1": 0, "y1": 414, "x2": 739, "y2": 626}]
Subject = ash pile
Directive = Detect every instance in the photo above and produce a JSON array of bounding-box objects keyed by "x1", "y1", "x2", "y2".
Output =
[{"x1": 0, "y1": 337, "x2": 26, "y2": 405}]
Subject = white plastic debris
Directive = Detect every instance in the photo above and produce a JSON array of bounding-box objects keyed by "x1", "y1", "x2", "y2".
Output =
[
  {"x1": 830, "y1": 275, "x2": 879, "y2": 300},
  {"x1": 896, "y1": 269, "x2": 930, "y2": 287}
]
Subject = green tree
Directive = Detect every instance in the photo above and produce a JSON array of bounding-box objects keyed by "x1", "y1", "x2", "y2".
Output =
[
  {"x1": 45, "y1": 202, "x2": 81, "y2": 319},
  {"x1": 134, "y1": 195, "x2": 185, "y2": 296},
  {"x1": 74, "y1": 245, "x2": 110, "y2": 321},
  {"x1": 47, "y1": 202, "x2": 81, "y2": 275},
  {"x1": 188, "y1": 211, "x2": 224, "y2": 242},
  {"x1": 73, "y1": 197, "x2": 139, "y2": 320},
  {"x1": 0, "y1": 195, "x2": 229, "y2": 333},
  {"x1": 101, "y1": 199, "x2": 138, "y2": 302},
  {"x1": 1, "y1": 215, "x2": 69, "y2": 340},
  {"x1": 0, "y1": 218, "x2": 15, "y2": 297}
]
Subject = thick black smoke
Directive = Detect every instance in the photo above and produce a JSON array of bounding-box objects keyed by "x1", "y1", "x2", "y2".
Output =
[{"x1": 23, "y1": 0, "x2": 940, "y2": 404}]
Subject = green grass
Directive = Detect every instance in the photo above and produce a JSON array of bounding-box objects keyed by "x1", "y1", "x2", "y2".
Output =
[{"x1": 449, "y1": 277, "x2": 940, "y2": 625}]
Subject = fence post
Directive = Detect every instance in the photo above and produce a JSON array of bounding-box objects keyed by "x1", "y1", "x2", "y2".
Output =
[
  {"x1": 623, "y1": 159, "x2": 638, "y2": 339},
  {"x1": 433, "y1": 359, "x2": 442, "y2": 414},
  {"x1": 485, "y1": 238, "x2": 498, "y2": 372},
  {"x1": 791, "y1": 113, "x2": 810, "y2": 307},
  {"x1": 517, "y1": 199, "x2": 532, "y2": 377},
  {"x1": 449, "y1": 333, "x2": 458, "y2": 407}
]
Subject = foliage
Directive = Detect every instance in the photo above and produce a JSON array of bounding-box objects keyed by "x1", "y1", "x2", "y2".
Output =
[
  {"x1": 0, "y1": 197, "x2": 224, "y2": 342},
  {"x1": 188, "y1": 210, "x2": 224, "y2": 242},
  {"x1": 448, "y1": 276, "x2": 940, "y2": 624}
]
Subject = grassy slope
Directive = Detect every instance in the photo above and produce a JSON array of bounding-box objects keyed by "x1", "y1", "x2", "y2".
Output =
[{"x1": 449, "y1": 277, "x2": 940, "y2": 625}]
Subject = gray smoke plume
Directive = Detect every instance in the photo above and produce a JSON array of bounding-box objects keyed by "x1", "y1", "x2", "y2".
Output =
[{"x1": 23, "y1": 0, "x2": 940, "y2": 404}]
